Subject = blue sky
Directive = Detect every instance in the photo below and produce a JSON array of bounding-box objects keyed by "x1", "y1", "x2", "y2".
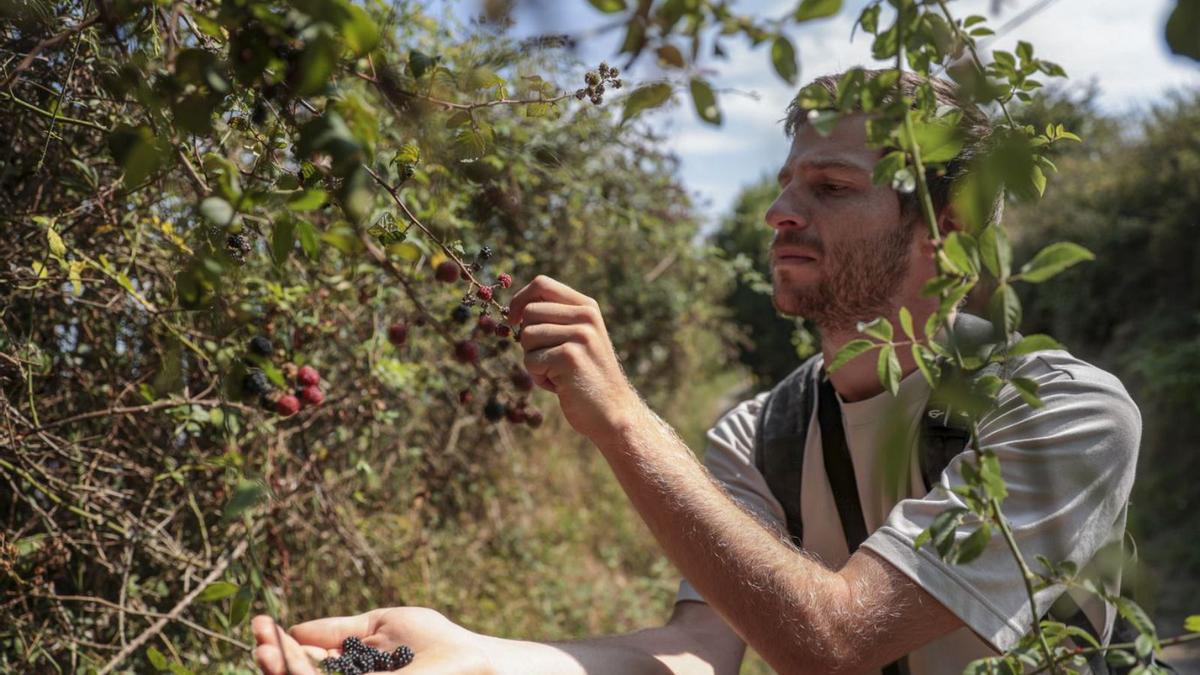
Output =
[{"x1": 443, "y1": 0, "x2": 1200, "y2": 228}]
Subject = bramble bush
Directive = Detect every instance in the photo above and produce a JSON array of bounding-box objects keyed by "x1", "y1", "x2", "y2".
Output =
[{"x1": 4, "y1": 0, "x2": 1200, "y2": 673}]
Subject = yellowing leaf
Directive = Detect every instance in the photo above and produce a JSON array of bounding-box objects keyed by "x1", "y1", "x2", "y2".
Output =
[{"x1": 47, "y1": 226, "x2": 66, "y2": 258}]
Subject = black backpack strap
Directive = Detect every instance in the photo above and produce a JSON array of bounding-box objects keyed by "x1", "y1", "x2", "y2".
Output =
[{"x1": 754, "y1": 355, "x2": 823, "y2": 548}]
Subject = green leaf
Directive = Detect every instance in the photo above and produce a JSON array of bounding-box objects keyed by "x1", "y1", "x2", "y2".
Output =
[
  {"x1": 912, "y1": 343, "x2": 940, "y2": 386},
  {"x1": 907, "y1": 118, "x2": 964, "y2": 164},
  {"x1": 1106, "y1": 650, "x2": 1138, "y2": 667},
  {"x1": 339, "y1": 3, "x2": 380, "y2": 56},
  {"x1": 199, "y1": 197, "x2": 234, "y2": 227},
  {"x1": 877, "y1": 344, "x2": 901, "y2": 395},
  {"x1": 656, "y1": 44, "x2": 686, "y2": 68},
  {"x1": 950, "y1": 522, "x2": 991, "y2": 565},
  {"x1": 587, "y1": 0, "x2": 627, "y2": 12},
  {"x1": 828, "y1": 339, "x2": 877, "y2": 373},
  {"x1": 1017, "y1": 242, "x2": 1095, "y2": 283},
  {"x1": 770, "y1": 36, "x2": 799, "y2": 85},
  {"x1": 858, "y1": 4, "x2": 880, "y2": 33},
  {"x1": 621, "y1": 83, "x2": 673, "y2": 124},
  {"x1": 1011, "y1": 377, "x2": 1044, "y2": 409},
  {"x1": 196, "y1": 581, "x2": 239, "y2": 603},
  {"x1": 1185, "y1": 614, "x2": 1200, "y2": 633},
  {"x1": 988, "y1": 284, "x2": 1022, "y2": 335},
  {"x1": 273, "y1": 219, "x2": 296, "y2": 265},
  {"x1": 295, "y1": 220, "x2": 320, "y2": 259},
  {"x1": 1008, "y1": 334, "x2": 1063, "y2": 357},
  {"x1": 689, "y1": 78, "x2": 722, "y2": 126},
  {"x1": 942, "y1": 232, "x2": 979, "y2": 276},
  {"x1": 1114, "y1": 596, "x2": 1159, "y2": 648},
  {"x1": 291, "y1": 33, "x2": 337, "y2": 97},
  {"x1": 977, "y1": 224, "x2": 1011, "y2": 280},
  {"x1": 794, "y1": 0, "x2": 842, "y2": 22},
  {"x1": 230, "y1": 584, "x2": 254, "y2": 626},
  {"x1": 286, "y1": 189, "x2": 327, "y2": 212},
  {"x1": 924, "y1": 507, "x2": 969, "y2": 558},
  {"x1": 222, "y1": 479, "x2": 267, "y2": 521},
  {"x1": 394, "y1": 141, "x2": 420, "y2": 165},
  {"x1": 147, "y1": 646, "x2": 168, "y2": 670},
  {"x1": 898, "y1": 307, "x2": 915, "y2": 340},
  {"x1": 858, "y1": 317, "x2": 893, "y2": 342},
  {"x1": 872, "y1": 151, "x2": 906, "y2": 188},
  {"x1": 107, "y1": 124, "x2": 167, "y2": 186},
  {"x1": 978, "y1": 451, "x2": 1008, "y2": 501},
  {"x1": 408, "y1": 50, "x2": 438, "y2": 79},
  {"x1": 167, "y1": 663, "x2": 194, "y2": 675},
  {"x1": 46, "y1": 224, "x2": 66, "y2": 258},
  {"x1": 1166, "y1": 0, "x2": 1200, "y2": 61}
]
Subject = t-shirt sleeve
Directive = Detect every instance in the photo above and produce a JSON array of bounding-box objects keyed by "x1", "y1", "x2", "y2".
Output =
[
  {"x1": 860, "y1": 351, "x2": 1141, "y2": 652},
  {"x1": 676, "y1": 391, "x2": 789, "y2": 605}
]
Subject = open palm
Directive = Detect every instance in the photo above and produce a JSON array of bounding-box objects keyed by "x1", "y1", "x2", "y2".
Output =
[{"x1": 252, "y1": 607, "x2": 495, "y2": 675}]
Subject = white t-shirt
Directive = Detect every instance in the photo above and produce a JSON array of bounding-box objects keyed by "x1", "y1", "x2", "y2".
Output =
[{"x1": 675, "y1": 350, "x2": 1141, "y2": 674}]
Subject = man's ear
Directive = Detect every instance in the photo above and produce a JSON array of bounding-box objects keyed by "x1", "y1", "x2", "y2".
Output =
[{"x1": 936, "y1": 202, "x2": 964, "y2": 238}]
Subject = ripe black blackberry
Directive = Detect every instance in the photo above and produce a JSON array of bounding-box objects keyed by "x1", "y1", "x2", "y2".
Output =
[
  {"x1": 249, "y1": 335, "x2": 273, "y2": 356},
  {"x1": 390, "y1": 645, "x2": 415, "y2": 668},
  {"x1": 243, "y1": 370, "x2": 270, "y2": 396},
  {"x1": 478, "y1": 245, "x2": 493, "y2": 260},
  {"x1": 484, "y1": 398, "x2": 506, "y2": 423},
  {"x1": 320, "y1": 637, "x2": 415, "y2": 673},
  {"x1": 452, "y1": 303, "x2": 472, "y2": 323}
]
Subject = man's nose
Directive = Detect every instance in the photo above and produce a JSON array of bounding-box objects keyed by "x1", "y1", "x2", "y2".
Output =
[{"x1": 764, "y1": 193, "x2": 808, "y2": 231}]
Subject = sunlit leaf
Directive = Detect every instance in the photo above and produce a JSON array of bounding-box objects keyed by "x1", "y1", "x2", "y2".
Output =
[
  {"x1": 1017, "y1": 242, "x2": 1095, "y2": 283},
  {"x1": 689, "y1": 78, "x2": 722, "y2": 125},
  {"x1": 770, "y1": 36, "x2": 798, "y2": 85},
  {"x1": 828, "y1": 339, "x2": 877, "y2": 373}
]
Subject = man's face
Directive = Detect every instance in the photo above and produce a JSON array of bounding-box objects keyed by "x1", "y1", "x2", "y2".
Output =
[{"x1": 765, "y1": 113, "x2": 922, "y2": 332}]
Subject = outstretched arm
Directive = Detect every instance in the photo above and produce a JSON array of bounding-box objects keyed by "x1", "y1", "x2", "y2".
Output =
[{"x1": 510, "y1": 275, "x2": 965, "y2": 674}]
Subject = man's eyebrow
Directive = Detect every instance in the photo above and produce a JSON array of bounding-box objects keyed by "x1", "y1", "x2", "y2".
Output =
[{"x1": 777, "y1": 158, "x2": 873, "y2": 184}]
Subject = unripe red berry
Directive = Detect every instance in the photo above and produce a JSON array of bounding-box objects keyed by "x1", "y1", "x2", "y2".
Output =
[
  {"x1": 435, "y1": 260, "x2": 460, "y2": 283},
  {"x1": 477, "y1": 315, "x2": 497, "y2": 333},
  {"x1": 297, "y1": 365, "x2": 319, "y2": 387},
  {"x1": 511, "y1": 370, "x2": 534, "y2": 391},
  {"x1": 458, "y1": 388, "x2": 473, "y2": 405},
  {"x1": 275, "y1": 394, "x2": 301, "y2": 417},
  {"x1": 525, "y1": 408, "x2": 544, "y2": 428},
  {"x1": 476, "y1": 285, "x2": 494, "y2": 301},
  {"x1": 497, "y1": 273, "x2": 512, "y2": 289},
  {"x1": 454, "y1": 340, "x2": 480, "y2": 364},
  {"x1": 300, "y1": 385, "x2": 324, "y2": 406},
  {"x1": 388, "y1": 321, "x2": 408, "y2": 346},
  {"x1": 506, "y1": 406, "x2": 527, "y2": 424},
  {"x1": 495, "y1": 323, "x2": 512, "y2": 338}
]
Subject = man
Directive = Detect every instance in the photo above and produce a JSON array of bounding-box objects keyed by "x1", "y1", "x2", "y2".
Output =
[{"x1": 253, "y1": 70, "x2": 1139, "y2": 675}]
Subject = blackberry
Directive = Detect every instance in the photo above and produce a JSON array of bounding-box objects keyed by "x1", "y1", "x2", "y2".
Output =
[
  {"x1": 434, "y1": 260, "x2": 459, "y2": 283},
  {"x1": 497, "y1": 272, "x2": 513, "y2": 289},
  {"x1": 248, "y1": 336, "x2": 273, "y2": 356},
  {"x1": 478, "y1": 245, "x2": 493, "y2": 260},
  {"x1": 454, "y1": 340, "x2": 480, "y2": 364},
  {"x1": 297, "y1": 365, "x2": 320, "y2": 386},
  {"x1": 476, "y1": 285, "x2": 494, "y2": 301},
  {"x1": 452, "y1": 304, "x2": 472, "y2": 323},
  {"x1": 388, "y1": 321, "x2": 408, "y2": 346},
  {"x1": 511, "y1": 370, "x2": 534, "y2": 391},
  {"x1": 477, "y1": 315, "x2": 498, "y2": 333},
  {"x1": 275, "y1": 394, "x2": 300, "y2": 417},
  {"x1": 320, "y1": 637, "x2": 415, "y2": 673},
  {"x1": 243, "y1": 370, "x2": 270, "y2": 396},
  {"x1": 483, "y1": 398, "x2": 506, "y2": 423},
  {"x1": 390, "y1": 645, "x2": 414, "y2": 668}
]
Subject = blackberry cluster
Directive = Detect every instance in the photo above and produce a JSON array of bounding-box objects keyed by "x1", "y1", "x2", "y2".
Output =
[
  {"x1": 321, "y1": 637, "x2": 414, "y2": 674},
  {"x1": 226, "y1": 233, "x2": 252, "y2": 264},
  {"x1": 574, "y1": 62, "x2": 621, "y2": 104}
]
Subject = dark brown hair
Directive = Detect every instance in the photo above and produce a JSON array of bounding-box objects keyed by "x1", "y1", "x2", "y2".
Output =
[{"x1": 785, "y1": 68, "x2": 995, "y2": 223}]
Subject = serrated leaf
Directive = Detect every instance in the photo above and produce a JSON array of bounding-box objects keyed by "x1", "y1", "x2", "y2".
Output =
[
  {"x1": 912, "y1": 343, "x2": 940, "y2": 386},
  {"x1": 689, "y1": 78, "x2": 722, "y2": 125},
  {"x1": 978, "y1": 224, "x2": 1011, "y2": 280},
  {"x1": 828, "y1": 339, "x2": 877, "y2": 373},
  {"x1": 770, "y1": 36, "x2": 798, "y2": 85},
  {"x1": 1114, "y1": 597, "x2": 1159, "y2": 647},
  {"x1": 988, "y1": 284, "x2": 1021, "y2": 335},
  {"x1": 794, "y1": 0, "x2": 841, "y2": 22},
  {"x1": 979, "y1": 451, "x2": 1008, "y2": 501},
  {"x1": 196, "y1": 581, "x2": 239, "y2": 602},
  {"x1": 1018, "y1": 242, "x2": 1095, "y2": 283},
  {"x1": 621, "y1": 83, "x2": 673, "y2": 124},
  {"x1": 1008, "y1": 334, "x2": 1063, "y2": 357},
  {"x1": 942, "y1": 232, "x2": 978, "y2": 276}
]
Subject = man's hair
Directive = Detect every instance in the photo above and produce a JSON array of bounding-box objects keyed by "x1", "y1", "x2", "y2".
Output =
[{"x1": 784, "y1": 68, "x2": 996, "y2": 223}]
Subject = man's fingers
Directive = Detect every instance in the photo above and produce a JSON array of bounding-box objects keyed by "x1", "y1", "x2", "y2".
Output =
[
  {"x1": 509, "y1": 275, "x2": 595, "y2": 326},
  {"x1": 519, "y1": 323, "x2": 589, "y2": 353},
  {"x1": 252, "y1": 618, "x2": 323, "y2": 675},
  {"x1": 288, "y1": 612, "x2": 376, "y2": 649},
  {"x1": 518, "y1": 301, "x2": 596, "y2": 327}
]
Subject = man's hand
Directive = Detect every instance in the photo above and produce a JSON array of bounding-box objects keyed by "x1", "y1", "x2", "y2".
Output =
[
  {"x1": 251, "y1": 608, "x2": 494, "y2": 675},
  {"x1": 509, "y1": 275, "x2": 646, "y2": 442}
]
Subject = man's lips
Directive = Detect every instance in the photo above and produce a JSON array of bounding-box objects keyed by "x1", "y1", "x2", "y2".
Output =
[{"x1": 771, "y1": 247, "x2": 820, "y2": 263}]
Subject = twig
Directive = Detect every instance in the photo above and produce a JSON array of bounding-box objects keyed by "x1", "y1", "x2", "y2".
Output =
[
  {"x1": 0, "y1": 13, "x2": 101, "y2": 91},
  {"x1": 97, "y1": 538, "x2": 251, "y2": 674}
]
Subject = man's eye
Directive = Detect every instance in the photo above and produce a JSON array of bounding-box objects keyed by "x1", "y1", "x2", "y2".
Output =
[{"x1": 819, "y1": 183, "x2": 849, "y2": 194}]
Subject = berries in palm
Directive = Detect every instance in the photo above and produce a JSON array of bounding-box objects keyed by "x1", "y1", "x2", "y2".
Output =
[{"x1": 320, "y1": 637, "x2": 415, "y2": 673}]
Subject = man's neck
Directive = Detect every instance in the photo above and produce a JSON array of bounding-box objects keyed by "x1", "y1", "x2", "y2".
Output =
[{"x1": 819, "y1": 308, "x2": 953, "y2": 403}]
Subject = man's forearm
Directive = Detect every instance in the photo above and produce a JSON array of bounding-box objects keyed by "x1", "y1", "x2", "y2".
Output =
[
  {"x1": 480, "y1": 626, "x2": 716, "y2": 675},
  {"x1": 591, "y1": 406, "x2": 852, "y2": 674}
]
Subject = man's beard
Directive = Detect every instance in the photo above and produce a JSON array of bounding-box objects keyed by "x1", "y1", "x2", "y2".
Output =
[{"x1": 771, "y1": 220, "x2": 915, "y2": 333}]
